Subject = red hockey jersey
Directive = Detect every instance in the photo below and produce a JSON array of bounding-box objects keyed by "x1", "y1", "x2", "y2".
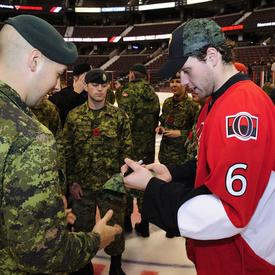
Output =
[{"x1": 177, "y1": 76, "x2": 275, "y2": 274}]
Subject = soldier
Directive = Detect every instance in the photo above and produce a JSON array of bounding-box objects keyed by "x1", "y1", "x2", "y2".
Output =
[
  {"x1": 118, "y1": 63, "x2": 160, "y2": 237},
  {"x1": 156, "y1": 72, "x2": 198, "y2": 166},
  {"x1": 0, "y1": 15, "x2": 122, "y2": 275},
  {"x1": 62, "y1": 68, "x2": 132, "y2": 275},
  {"x1": 31, "y1": 96, "x2": 62, "y2": 137},
  {"x1": 185, "y1": 93, "x2": 208, "y2": 162}
]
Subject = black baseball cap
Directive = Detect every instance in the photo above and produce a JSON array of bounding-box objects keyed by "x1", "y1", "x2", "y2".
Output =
[{"x1": 160, "y1": 18, "x2": 225, "y2": 79}]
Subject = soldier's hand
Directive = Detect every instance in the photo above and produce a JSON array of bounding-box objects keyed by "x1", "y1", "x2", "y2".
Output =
[
  {"x1": 73, "y1": 73, "x2": 86, "y2": 93},
  {"x1": 70, "y1": 182, "x2": 83, "y2": 200},
  {"x1": 163, "y1": 129, "x2": 181, "y2": 138},
  {"x1": 155, "y1": 126, "x2": 165, "y2": 135},
  {"x1": 62, "y1": 196, "x2": 76, "y2": 225},
  {"x1": 93, "y1": 209, "x2": 122, "y2": 249},
  {"x1": 121, "y1": 158, "x2": 153, "y2": 190}
]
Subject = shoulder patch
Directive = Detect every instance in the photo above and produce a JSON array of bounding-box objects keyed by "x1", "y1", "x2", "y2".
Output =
[{"x1": 226, "y1": 112, "x2": 258, "y2": 141}]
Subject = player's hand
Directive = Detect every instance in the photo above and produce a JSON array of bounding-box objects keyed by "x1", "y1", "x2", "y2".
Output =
[
  {"x1": 121, "y1": 158, "x2": 154, "y2": 190},
  {"x1": 93, "y1": 209, "x2": 122, "y2": 249},
  {"x1": 163, "y1": 129, "x2": 181, "y2": 138},
  {"x1": 146, "y1": 162, "x2": 172, "y2": 182},
  {"x1": 62, "y1": 196, "x2": 76, "y2": 225},
  {"x1": 70, "y1": 182, "x2": 83, "y2": 200}
]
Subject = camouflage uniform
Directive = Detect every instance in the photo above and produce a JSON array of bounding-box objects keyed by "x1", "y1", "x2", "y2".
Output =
[
  {"x1": 158, "y1": 95, "x2": 198, "y2": 165},
  {"x1": 31, "y1": 97, "x2": 62, "y2": 137},
  {"x1": 0, "y1": 81, "x2": 100, "y2": 275},
  {"x1": 118, "y1": 78, "x2": 160, "y2": 214},
  {"x1": 62, "y1": 102, "x2": 132, "y2": 255},
  {"x1": 31, "y1": 98, "x2": 66, "y2": 195}
]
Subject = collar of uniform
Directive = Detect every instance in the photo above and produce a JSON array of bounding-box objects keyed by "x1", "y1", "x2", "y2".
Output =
[
  {"x1": 130, "y1": 78, "x2": 144, "y2": 83},
  {"x1": 209, "y1": 73, "x2": 250, "y2": 112},
  {"x1": 84, "y1": 101, "x2": 115, "y2": 118},
  {"x1": 0, "y1": 80, "x2": 33, "y2": 116}
]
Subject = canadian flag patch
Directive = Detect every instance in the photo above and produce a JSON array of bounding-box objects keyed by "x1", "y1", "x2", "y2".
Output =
[{"x1": 226, "y1": 112, "x2": 258, "y2": 141}]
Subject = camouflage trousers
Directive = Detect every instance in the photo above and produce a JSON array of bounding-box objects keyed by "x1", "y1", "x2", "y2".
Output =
[{"x1": 71, "y1": 189, "x2": 126, "y2": 256}]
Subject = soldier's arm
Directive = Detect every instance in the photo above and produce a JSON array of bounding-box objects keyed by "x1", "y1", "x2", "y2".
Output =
[
  {"x1": 117, "y1": 87, "x2": 137, "y2": 130},
  {"x1": 4, "y1": 134, "x2": 100, "y2": 273},
  {"x1": 119, "y1": 112, "x2": 133, "y2": 163},
  {"x1": 61, "y1": 114, "x2": 76, "y2": 186},
  {"x1": 159, "y1": 99, "x2": 169, "y2": 125}
]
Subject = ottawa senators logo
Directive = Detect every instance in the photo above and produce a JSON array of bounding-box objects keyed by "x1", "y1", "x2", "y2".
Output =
[{"x1": 226, "y1": 112, "x2": 258, "y2": 141}]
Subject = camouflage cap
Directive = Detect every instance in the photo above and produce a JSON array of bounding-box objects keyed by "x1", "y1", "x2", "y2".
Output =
[
  {"x1": 103, "y1": 173, "x2": 126, "y2": 194},
  {"x1": 5, "y1": 15, "x2": 78, "y2": 65},
  {"x1": 160, "y1": 18, "x2": 225, "y2": 79},
  {"x1": 85, "y1": 68, "x2": 108, "y2": 84}
]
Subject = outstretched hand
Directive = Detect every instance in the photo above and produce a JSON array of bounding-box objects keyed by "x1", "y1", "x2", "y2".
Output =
[
  {"x1": 93, "y1": 209, "x2": 122, "y2": 249},
  {"x1": 121, "y1": 158, "x2": 154, "y2": 190}
]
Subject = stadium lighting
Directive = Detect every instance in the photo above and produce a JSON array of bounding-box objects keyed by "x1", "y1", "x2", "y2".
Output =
[
  {"x1": 0, "y1": 4, "x2": 14, "y2": 9},
  {"x1": 221, "y1": 25, "x2": 244, "y2": 31},
  {"x1": 50, "y1": 6, "x2": 62, "y2": 13},
  {"x1": 187, "y1": 0, "x2": 212, "y2": 4},
  {"x1": 138, "y1": 2, "x2": 175, "y2": 11},
  {"x1": 14, "y1": 5, "x2": 43, "y2": 11},
  {"x1": 75, "y1": 7, "x2": 101, "y2": 13},
  {"x1": 257, "y1": 22, "x2": 275, "y2": 27}
]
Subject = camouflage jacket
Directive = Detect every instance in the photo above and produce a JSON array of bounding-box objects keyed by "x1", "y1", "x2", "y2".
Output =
[
  {"x1": 185, "y1": 107, "x2": 202, "y2": 162},
  {"x1": 31, "y1": 98, "x2": 62, "y2": 137},
  {"x1": 158, "y1": 95, "x2": 198, "y2": 165},
  {"x1": 118, "y1": 79, "x2": 160, "y2": 163},
  {"x1": 0, "y1": 81, "x2": 100, "y2": 274},
  {"x1": 62, "y1": 102, "x2": 132, "y2": 191},
  {"x1": 106, "y1": 88, "x2": 115, "y2": 105}
]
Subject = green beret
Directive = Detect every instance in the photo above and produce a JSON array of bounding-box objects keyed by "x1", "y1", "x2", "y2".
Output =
[
  {"x1": 130, "y1": 63, "x2": 147, "y2": 75},
  {"x1": 5, "y1": 15, "x2": 78, "y2": 65},
  {"x1": 85, "y1": 69, "x2": 108, "y2": 84}
]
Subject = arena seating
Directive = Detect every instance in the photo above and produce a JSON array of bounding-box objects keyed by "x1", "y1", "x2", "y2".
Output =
[
  {"x1": 126, "y1": 21, "x2": 181, "y2": 36},
  {"x1": 72, "y1": 25, "x2": 126, "y2": 38},
  {"x1": 68, "y1": 55, "x2": 109, "y2": 70},
  {"x1": 211, "y1": 12, "x2": 244, "y2": 27},
  {"x1": 242, "y1": 7, "x2": 275, "y2": 32},
  {"x1": 106, "y1": 54, "x2": 151, "y2": 75},
  {"x1": 234, "y1": 45, "x2": 273, "y2": 66}
]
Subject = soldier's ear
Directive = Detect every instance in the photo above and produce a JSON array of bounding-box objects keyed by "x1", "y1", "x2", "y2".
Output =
[{"x1": 28, "y1": 49, "x2": 42, "y2": 72}]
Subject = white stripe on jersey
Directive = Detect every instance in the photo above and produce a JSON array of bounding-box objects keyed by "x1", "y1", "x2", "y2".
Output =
[
  {"x1": 242, "y1": 170, "x2": 275, "y2": 265},
  {"x1": 177, "y1": 194, "x2": 242, "y2": 240},
  {"x1": 177, "y1": 170, "x2": 275, "y2": 265}
]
